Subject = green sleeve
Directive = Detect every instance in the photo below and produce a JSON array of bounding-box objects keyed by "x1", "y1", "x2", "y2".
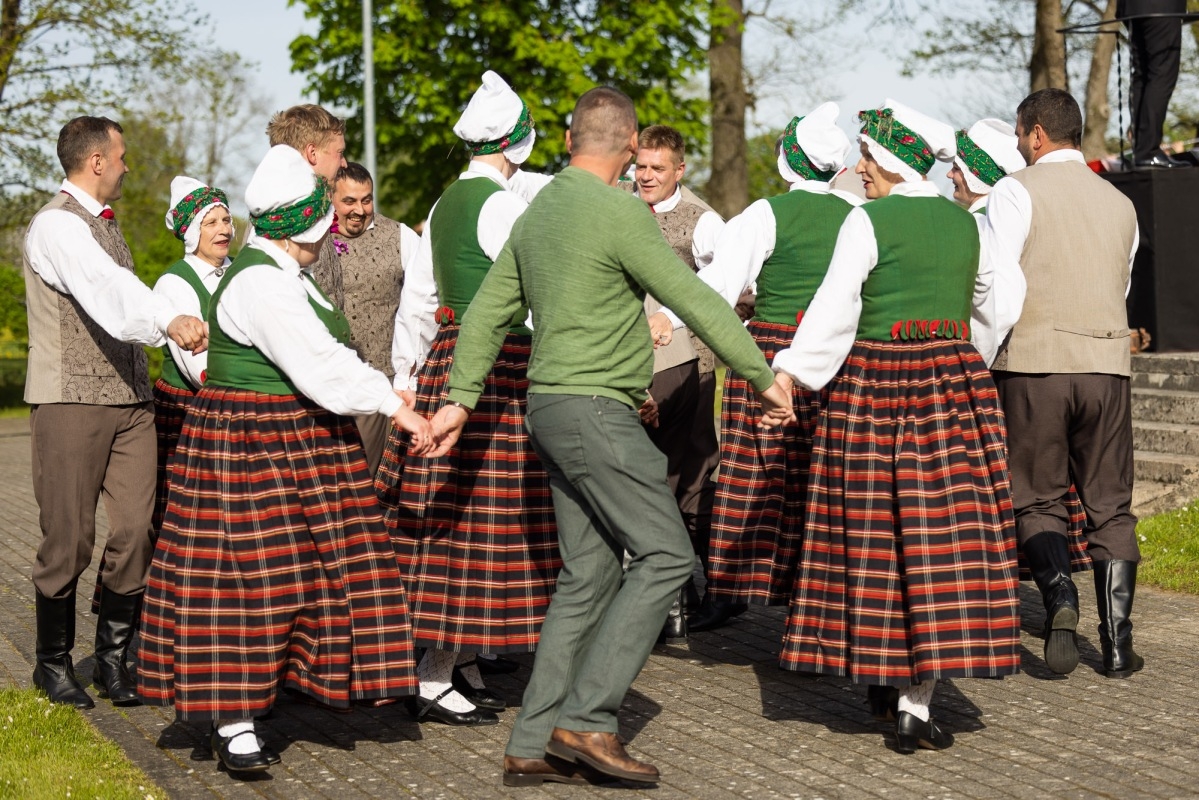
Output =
[
  {"x1": 621, "y1": 209, "x2": 774, "y2": 392},
  {"x1": 445, "y1": 238, "x2": 525, "y2": 408}
]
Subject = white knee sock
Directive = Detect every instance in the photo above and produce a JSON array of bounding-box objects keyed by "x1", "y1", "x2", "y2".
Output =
[
  {"x1": 417, "y1": 648, "x2": 475, "y2": 713},
  {"x1": 455, "y1": 651, "x2": 486, "y2": 691},
  {"x1": 215, "y1": 719, "x2": 259, "y2": 755},
  {"x1": 898, "y1": 681, "x2": 936, "y2": 722}
]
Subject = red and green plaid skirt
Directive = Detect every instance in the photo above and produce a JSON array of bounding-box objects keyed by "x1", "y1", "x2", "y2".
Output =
[
  {"x1": 137, "y1": 388, "x2": 417, "y2": 720},
  {"x1": 780, "y1": 340, "x2": 1021, "y2": 685},
  {"x1": 375, "y1": 327, "x2": 559, "y2": 653},
  {"x1": 707, "y1": 321, "x2": 824, "y2": 605}
]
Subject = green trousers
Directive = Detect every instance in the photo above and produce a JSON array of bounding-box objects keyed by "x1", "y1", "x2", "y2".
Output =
[{"x1": 506, "y1": 394, "x2": 695, "y2": 758}]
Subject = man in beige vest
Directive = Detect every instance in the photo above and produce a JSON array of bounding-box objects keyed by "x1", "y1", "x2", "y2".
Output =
[
  {"x1": 266, "y1": 104, "x2": 348, "y2": 307},
  {"x1": 24, "y1": 116, "x2": 207, "y2": 708},
  {"x1": 985, "y1": 88, "x2": 1144, "y2": 680}
]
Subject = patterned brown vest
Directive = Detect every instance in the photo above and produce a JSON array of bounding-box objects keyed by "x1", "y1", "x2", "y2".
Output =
[
  {"x1": 336, "y1": 215, "x2": 405, "y2": 375},
  {"x1": 23, "y1": 192, "x2": 151, "y2": 405},
  {"x1": 307, "y1": 235, "x2": 344, "y2": 309},
  {"x1": 654, "y1": 201, "x2": 716, "y2": 373}
]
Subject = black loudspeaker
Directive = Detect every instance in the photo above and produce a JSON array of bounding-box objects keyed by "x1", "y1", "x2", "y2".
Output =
[{"x1": 1102, "y1": 168, "x2": 1199, "y2": 352}]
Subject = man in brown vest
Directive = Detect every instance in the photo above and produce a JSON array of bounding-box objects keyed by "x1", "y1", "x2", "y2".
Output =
[
  {"x1": 985, "y1": 89, "x2": 1144, "y2": 679},
  {"x1": 329, "y1": 161, "x2": 419, "y2": 473},
  {"x1": 266, "y1": 104, "x2": 349, "y2": 307},
  {"x1": 24, "y1": 116, "x2": 207, "y2": 708}
]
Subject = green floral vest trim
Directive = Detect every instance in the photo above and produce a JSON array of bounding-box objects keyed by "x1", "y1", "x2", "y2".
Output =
[
  {"x1": 856, "y1": 195, "x2": 979, "y2": 341},
  {"x1": 168, "y1": 186, "x2": 228, "y2": 240},
  {"x1": 205, "y1": 246, "x2": 350, "y2": 395},
  {"x1": 251, "y1": 178, "x2": 332, "y2": 240},
  {"x1": 468, "y1": 103, "x2": 535, "y2": 155},
  {"x1": 159, "y1": 259, "x2": 213, "y2": 390},
  {"x1": 955, "y1": 130, "x2": 1007, "y2": 187},
  {"x1": 781, "y1": 116, "x2": 837, "y2": 182},
  {"x1": 859, "y1": 108, "x2": 935, "y2": 175}
]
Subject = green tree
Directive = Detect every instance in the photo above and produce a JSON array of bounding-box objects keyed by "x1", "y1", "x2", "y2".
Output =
[{"x1": 289, "y1": 0, "x2": 710, "y2": 221}]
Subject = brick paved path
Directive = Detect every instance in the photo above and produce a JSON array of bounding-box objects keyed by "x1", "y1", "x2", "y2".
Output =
[{"x1": 1, "y1": 417, "x2": 1197, "y2": 799}]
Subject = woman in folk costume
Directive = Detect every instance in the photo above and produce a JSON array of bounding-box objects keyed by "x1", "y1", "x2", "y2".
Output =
[
  {"x1": 772, "y1": 100, "x2": 1021, "y2": 754},
  {"x1": 377, "y1": 71, "x2": 558, "y2": 727},
  {"x1": 137, "y1": 145, "x2": 430, "y2": 776},
  {"x1": 660, "y1": 103, "x2": 861, "y2": 613}
]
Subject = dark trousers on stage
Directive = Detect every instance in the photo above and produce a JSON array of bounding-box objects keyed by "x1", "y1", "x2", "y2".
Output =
[
  {"x1": 995, "y1": 372, "x2": 1139, "y2": 562},
  {"x1": 1122, "y1": 6, "x2": 1184, "y2": 161}
]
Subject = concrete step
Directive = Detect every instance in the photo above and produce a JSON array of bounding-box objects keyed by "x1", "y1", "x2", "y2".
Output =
[
  {"x1": 1134, "y1": 450, "x2": 1199, "y2": 484},
  {"x1": 1132, "y1": 353, "x2": 1199, "y2": 375},
  {"x1": 1131, "y1": 371, "x2": 1199, "y2": 392},
  {"x1": 1133, "y1": 420, "x2": 1199, "y2": 457},
  {"x1": 1131, "y1": 387, "x2": 1199, "y2": 425},
  {"x1": 1131, "y1": 479, "x2": 1179, "y2": 518}
]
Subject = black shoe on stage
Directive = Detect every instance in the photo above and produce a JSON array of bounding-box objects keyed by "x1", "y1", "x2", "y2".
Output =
[
  {"x1": 1134, "y1": 153, "x2": 1192, "y2": 169},
  {"x1": 452, "y1": 662, "x2": 507, "y2": 711},
  {"x1": 210, "y1": 728, "x2": 275, "y2": 774},
  {"x1": 894, "y1": 711, "x2": 954, "y2": 754},
  {"x1": 406, "y1": 689, "x2": 500, "y2": 726},
  {"x1": 476, "y1": 654, "x2": 521, "y2": 675}
]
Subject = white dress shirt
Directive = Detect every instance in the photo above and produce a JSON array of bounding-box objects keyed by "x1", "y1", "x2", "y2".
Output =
[
  {"x1": 216, "y1": 235, "x2": 401, "y2": 417},
  {"x1": 391, "y1": 161, "x2": 548, "y2": 390},
  {"x1": 24, "y1": 180, "x2": 179, "y2": 347},
  {"x1": 983, "y1": 149, "x2": 1139, "y2": 343},
  {"x1": 152, "y1": 254, "x2": 230, "y2": 388},
  {"x1": 773, "y1": 181, "x2": 996, "y2": 390},
  {"x1": 662, "y1": 180, "x2": 862, "y2": 329}
]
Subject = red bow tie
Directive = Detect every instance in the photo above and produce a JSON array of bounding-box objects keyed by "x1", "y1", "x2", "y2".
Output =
[{"x1": 100, "y1": 208, "x2": 115, "y2": 220}]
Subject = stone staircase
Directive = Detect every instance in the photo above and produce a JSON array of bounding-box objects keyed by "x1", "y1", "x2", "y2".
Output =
[{"x1": 1131, "y1": 352, "x2": 1199, "y2": 517}]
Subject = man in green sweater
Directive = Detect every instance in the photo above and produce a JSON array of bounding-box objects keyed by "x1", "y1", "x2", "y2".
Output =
[{"x1": 430, "y1": 86, "x2": 795, "y2": 787}]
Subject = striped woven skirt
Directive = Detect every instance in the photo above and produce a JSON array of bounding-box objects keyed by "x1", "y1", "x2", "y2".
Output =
[
  {"x1": 374, "y1": 327, "x2": 560, "y2": 653},
  {"x1": 707, "y1": 321, "x2": 824, "y2": 605},
  {"x1": 780, "y1": 340, "x2": 1021, "y2": 685},
  {"x1": 137, "y1": 388, "x2": 417, "y2": 720}
]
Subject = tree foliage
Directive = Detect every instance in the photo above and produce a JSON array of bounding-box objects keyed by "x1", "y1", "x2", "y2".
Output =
[{"x1": 289, "y1": 0, "x2": 710, "y2": 221}]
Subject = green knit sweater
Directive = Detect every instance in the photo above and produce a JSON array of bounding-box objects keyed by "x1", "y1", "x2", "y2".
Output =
[{"x1": 446, "y1": 166, "x2": 774, "y2": 409}]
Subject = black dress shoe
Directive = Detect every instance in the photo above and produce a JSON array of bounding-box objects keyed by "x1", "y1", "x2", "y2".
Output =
[
  {"x1": 452, "y1": 664, "x2": 507, "y2": 711},
  {"x1": 210, "y1": 729, "x2": 275, "y2": 774},
  {"x1": 476, "y1": 655, "x2": 521, "y2": 675},
  {"x1": 894, "y1": 711, "x2": 954, "y2": 754},
  {"x1": 406, "y1": 690, "x2": 500, "y2": 726},
  {"x1": 867, "y1": 685, "x2": 899, "y2": 722},
  {"x1": 1135, "y1": 153, "x2": 1192, "y2": 169},
  {"x1": 687, "y1": 598, "x2": 748, "y2": 633}
]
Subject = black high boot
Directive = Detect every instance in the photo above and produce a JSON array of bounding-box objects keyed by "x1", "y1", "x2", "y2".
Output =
[
  {"x1": 93, "y1": 588, "x2": 143, "y2": 706},
  {"x1": 1022, "y1": 532, "x2": 1080, "y2": 674},
  {"x1": 658, "y1": 589, "x2": 688, "y2": 645},
  {"x1": 1094, "y1": 560, "x2": 1145, "y2": 679},
  {"x1": 32, "y1": 587, "x2": 94, "y2": 709}
]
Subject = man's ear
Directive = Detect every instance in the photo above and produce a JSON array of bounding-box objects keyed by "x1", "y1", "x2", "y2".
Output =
[
  {"x1": 303, "y1": 142, "x2": 319, "y2": 167},
  {"x1": 565, "y1": 129, "x2": 573, "y2": 155}
]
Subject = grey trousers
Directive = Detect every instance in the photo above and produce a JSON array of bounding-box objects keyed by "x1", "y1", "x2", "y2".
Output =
[
  {"x1": 506, "y1": 394, "x2": 694, "y2": 758},
  {"x1": 30, "y1": 403, "x2": 156, "y2": 598}
]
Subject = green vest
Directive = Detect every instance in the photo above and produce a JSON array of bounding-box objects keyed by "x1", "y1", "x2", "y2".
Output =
[
  {"x1": 756, "y1": 191, "x2": 855, "y2": 325},
  {"x1": 856, "y1": 195, "x2": 979, "y2": 341},
  {"x1": 159, "y1": 259, "x2": 213, "y2": 390},
  {"x1": 430, "y1": 177, "x2": 529, "y2": 332},
  {"x1": 205, "y1": 246, "x2": 351, "y2": 395}
]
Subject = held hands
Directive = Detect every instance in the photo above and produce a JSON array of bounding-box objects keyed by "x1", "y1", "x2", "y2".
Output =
[
  {"x1": 756, "y1": 372, "x2": 797, "y2": 429},
  {"x1": 648, "y1": 312, "x2": 672, "y2": 348},
  {"x1": 167, "y1": 315, "x2": 208, "y2": 354},
  {"x1": 638, "y1": 392, "x2": 660, "y2": 428},
  {"x1": 392, "y1": 405, "x2": 434, "y2": 455},
  {"x1": 398, "y1": 389, "x2": 417, "y2": 410},
  {"x1": 428, "y1": 403, "x2": 471, "y2": 457}
]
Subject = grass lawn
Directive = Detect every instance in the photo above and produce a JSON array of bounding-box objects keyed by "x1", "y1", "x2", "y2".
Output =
[
  {"x1": 0, "y1": 405, "x2": 29, "y2": 419},
  {"x1": 0, "y1": 688, "x2": 163, "y2": 799},
  {"x1": 1135, "y1": 499, "x2": 1199, "y2": 595}
]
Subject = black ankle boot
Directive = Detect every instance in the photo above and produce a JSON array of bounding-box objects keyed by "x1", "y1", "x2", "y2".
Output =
[
  {"x1": 32, "y1": 587, "x2": 94, "y2": 709},
  {"x1": 658, "y1": 590, "x2": 687, "y2": 645},
  {"x1": 1094, "y1": 560, "x2": 1145, "y2": 678},
  {"x1": 1022, "y1": 532, "x2": 1079, "y2": 674},
  {"x1": 93, "y1": 588, "x2": 142, "y2": 706}
]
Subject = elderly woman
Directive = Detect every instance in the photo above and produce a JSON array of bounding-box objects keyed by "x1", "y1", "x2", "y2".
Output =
[{"x1": 137, "y1": 145, "x2": 431, "y2": 776}]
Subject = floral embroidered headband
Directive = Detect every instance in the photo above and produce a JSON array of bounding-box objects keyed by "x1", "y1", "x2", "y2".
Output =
[
  {"x1": 955, "y1": 129, "x2": 1007, "y2": 187},
  {"x1": 468, "y1": 103, "x2": 535, "y2": 156},
  {"x1": 251, "y1": 178, "x2": 332, "y2": 240},
  {"x1": 782, "y1": 116, "x2": 837, "y2": 182},
  {"x1": 858, "y1": 108, "x2": 935, "y2": 176},
  {"x1": 168, "y1": 186, "x2": 229, "y2": 241}
]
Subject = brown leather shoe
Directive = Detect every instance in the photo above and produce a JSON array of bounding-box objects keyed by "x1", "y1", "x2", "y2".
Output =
[
  {"x1": 502, "y1": 755, "x2": 606, "y2": 787},
  {"x1": 545, "y1": 728, "x2": 660, "y2": 783}
]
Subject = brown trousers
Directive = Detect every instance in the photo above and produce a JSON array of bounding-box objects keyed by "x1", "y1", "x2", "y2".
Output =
[
  {"x1": 995, "y1": 372, "x2": 1139, "y2": 562},
  {"x1": 353, "y1": 411, "x2": 391, "y2": 476},
  {"x1": 30, "y1": 403, "x2": 157, "y2": 598}
]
